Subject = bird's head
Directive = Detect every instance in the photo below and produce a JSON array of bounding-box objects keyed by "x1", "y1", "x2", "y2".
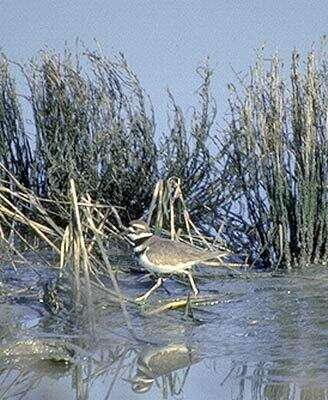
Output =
[{"x1": 125, "y1": 219, "x2": 153, "y2": 242}]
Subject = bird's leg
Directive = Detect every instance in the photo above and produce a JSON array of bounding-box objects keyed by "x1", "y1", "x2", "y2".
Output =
[
  {"x1": 185, "y1": 271, "x2": 199, "y2": 297},
  {"x1": 135, "y1": 277, "x2": 165, "y2": 302}
]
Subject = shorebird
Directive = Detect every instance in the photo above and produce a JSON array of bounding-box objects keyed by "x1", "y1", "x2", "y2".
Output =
[{"x1": 126, "y1": 219, "x2": 227, "y2": 301}]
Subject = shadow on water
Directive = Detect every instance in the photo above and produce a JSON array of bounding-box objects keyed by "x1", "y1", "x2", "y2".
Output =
[{"x1": 1, "y1": 260, "x2": 328, "y2": 399}]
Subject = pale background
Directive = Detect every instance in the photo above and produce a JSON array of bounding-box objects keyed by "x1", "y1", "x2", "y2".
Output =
[{"x1": 1, "y1": 0, "x2": 327, "y2": 130}]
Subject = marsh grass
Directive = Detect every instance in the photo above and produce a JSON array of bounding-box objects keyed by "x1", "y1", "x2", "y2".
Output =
[
  {"x1": 0, "y1": 56, "x2": 32, "y2": 188},
  {"x1": 1, "y1": 48, "x2": 223, "y2": 225},
  {"x1": 0, "y1": 43, "x2": 327, "y2": 275},
  {"x1": 20, "y1": 49, "x2": 158, "y2": 223},
  {"x1": 223, "y1": 49, "x2": 328, "y2": 267}
]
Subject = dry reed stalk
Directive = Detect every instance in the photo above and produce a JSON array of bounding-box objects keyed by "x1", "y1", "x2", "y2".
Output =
[
  {"x1": 147, "y1": 177, "x2": 229, "y2": 256},
  {"x1": 0, "y1": 212, "x2": 55, "y2": 268},
  {"x1": 0, "y1": 163, "x2": 64, "y2": 234},
  {"x1": 82, "y1": 195, "x2": 135, "y2": 335},
  {"x1": 0, "y1": 193, "x2": 60, "y2": 253},
  {"x1": 69, "y1": 179, "x2": 95, "y2": 335}
]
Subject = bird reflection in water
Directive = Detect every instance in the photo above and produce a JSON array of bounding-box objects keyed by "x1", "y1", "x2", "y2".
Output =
[{"x1": 128, "y1": 342, "x2": 201, "y2": 396}]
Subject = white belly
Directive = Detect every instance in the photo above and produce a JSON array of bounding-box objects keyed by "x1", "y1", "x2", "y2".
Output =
[{"x1": 138, "y1": 251, "x2": 194, "y2": 274}]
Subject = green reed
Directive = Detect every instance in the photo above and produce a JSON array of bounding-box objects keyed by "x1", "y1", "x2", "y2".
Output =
[
  {"x1": 0, "y1": 55, "x2": 32, "y2": 188},
  {"x1": 223, "y1": 49, "x2": 328, "y2": 267}
]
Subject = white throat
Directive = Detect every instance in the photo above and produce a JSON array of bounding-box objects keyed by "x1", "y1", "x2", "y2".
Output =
[{"x1": 127, "y1": 232, "x2": 153, "y2": 242}]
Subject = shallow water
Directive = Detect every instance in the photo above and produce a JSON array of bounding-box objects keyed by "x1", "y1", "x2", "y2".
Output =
[{"x1": 1, "y1": 257, "x2": 328, "y2": 400}]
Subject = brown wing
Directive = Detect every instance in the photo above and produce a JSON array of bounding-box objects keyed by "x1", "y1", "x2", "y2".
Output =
[{"x1": 146, "y1": 237, "x2": 218, "y2": 265}]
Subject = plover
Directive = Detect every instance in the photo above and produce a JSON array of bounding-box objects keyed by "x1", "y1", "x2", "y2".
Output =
[{"x1": 126, "y1": 219, "x2": 227, "y2": 301}]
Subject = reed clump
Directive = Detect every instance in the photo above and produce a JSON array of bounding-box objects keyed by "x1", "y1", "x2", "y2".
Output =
[
  {"x1": 1, "y1": 49, "x2": 222, "y2": 226},
  {"x1": 0, "y1": 43, "x2": 327, "y2": 269},
  {"x1": 0, "y1": 56, "x2": 32, "y2": 188},
  {"x1": 22, "y1": 49, "x2": 159, "y2": 222},
  {"x1": 222, "y1": 49, "x2": 328, "y2": 268}
]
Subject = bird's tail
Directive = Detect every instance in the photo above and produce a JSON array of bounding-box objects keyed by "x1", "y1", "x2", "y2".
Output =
[{"x1": 197, "y1": 249, "x2": 230, "y2": 264}]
